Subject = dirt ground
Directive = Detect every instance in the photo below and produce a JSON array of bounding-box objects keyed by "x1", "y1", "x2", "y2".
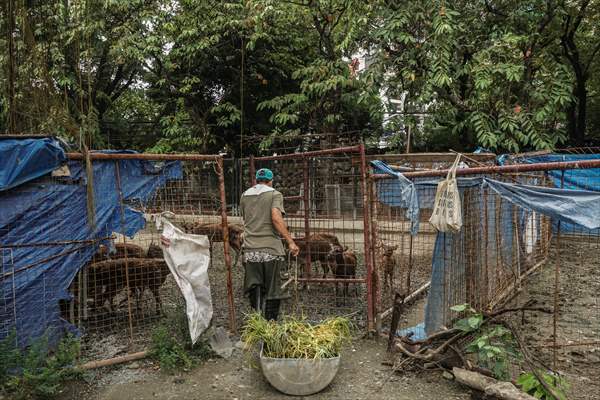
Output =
[
  {"x1": 60, "y1": 338, "x2": 470, "y2": 400},
  {"x1": 515, "y1": 237, "x2": 600, "y2": 400}
]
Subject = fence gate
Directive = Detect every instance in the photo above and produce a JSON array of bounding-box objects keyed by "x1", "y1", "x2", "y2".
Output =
[{"x1": 247, "y1": 145, "x2": 375, "y2": 331}]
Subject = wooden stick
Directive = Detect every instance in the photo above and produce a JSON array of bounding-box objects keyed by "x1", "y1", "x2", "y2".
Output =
[
  {"x1": 387, "y1": 292, "x2": 405, "y2": 352},
  {"x1": 504, "y1": 321, "x2": 563, "y2": 400},
  {"x1": 78, "y1": 351, "x2": 148, "y2": 370},
  {"x1": 379, "y1": 281, "x2": 430, "y2": 320}
]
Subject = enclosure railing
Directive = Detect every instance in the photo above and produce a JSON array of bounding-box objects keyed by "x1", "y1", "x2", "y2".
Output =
[
  {"x1": 370, "y1": 157, "x2": 600, "y2": 379},
  {"x1": 1, "y1": 152, "x2": 236, "y2": 365},
  {"x1": 247, "y1": 144, "x2": 375, "y2": 331}
]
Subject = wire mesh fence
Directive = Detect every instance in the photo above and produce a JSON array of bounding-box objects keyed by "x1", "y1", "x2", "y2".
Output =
[
  {"x1": 371, "y1": 155, "x2": 600, "y2": 399},
  {"x1": 1, "y1": 153, "x2": 235, "y2": 362},
  {"x1": 246, "y1": 145, "x2": 374, "y2": 331}
]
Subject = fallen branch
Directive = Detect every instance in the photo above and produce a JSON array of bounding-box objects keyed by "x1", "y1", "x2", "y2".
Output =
[
  {"x1": 387, "y1": 292, "x2": 405, "y2": 352},
  {"x1": 78, "y1": 351, "x2": 148, "y2": 370},
  {"x1": 503, "y1": 321, "x2": 563, "y2": 400},
  {"x1": 453, "y1": 368, "x2": 537, "y2": 400}
]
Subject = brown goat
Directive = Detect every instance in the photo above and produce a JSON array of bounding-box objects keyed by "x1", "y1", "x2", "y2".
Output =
[
  {"x1": 182, "y1": 221, "x2": 244, "y2": 267},
  {"x1": 181, "y1": 221, "x2": 243, "y2": 252},
  {"x1": 380, "y1": 244, "x2": 398, "y2": 292},
  {"x1": 327, "y1": 245, "x2": 358, "y2": 306},
  {"x1": 85, "y1": 242, "x2": 169, "y2": 315},
  {"x1": 293, "y1": 233, "x2": 342, "y2": 278},
  {"x1": 127, "y1": 243, "x2": 170, "y2": 315}
]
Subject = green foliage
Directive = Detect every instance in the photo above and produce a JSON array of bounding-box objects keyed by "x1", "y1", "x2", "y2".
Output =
[
  {"x1": 450, "y1": 303, "x2": 483, "y2": 332},
  {"x1": 241, "y1": 313, "x2": 352, "y2": 359},
  {"x1": 0, "y1": 331, "x2": 82, "y2": 400},
  {"x1": 451, "y1": 304, "x2": 519, "y2": 380},
  {"x1": 517, "y1": 371, "x2": 569, "y2": 400},
  {"x1": 149, "y1": 326, "x2": 193, "y2": 374},
  {"x1": 465, "y1": 325, "x2": 520, "y2": 380},
  {"x1": 2, "y1": 0, "x2": 599, "y2": 151},
  {"x1": 149, "y1": 302, "x2": 215, "y2": 373}
]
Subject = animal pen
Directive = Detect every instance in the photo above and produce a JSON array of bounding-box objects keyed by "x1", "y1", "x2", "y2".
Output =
[
  {"x1": 371, "y1": 155, "x2": 600, "y2": 398},
  {"x1": 247, "y1": 145, "x2": 375, "y2": 331},
  {"x1": 0, "y1": 149, "x2": 236, "y2": 364},
  {"x1": 2, "y1": 138, "x2": 600, "y2": 396}
]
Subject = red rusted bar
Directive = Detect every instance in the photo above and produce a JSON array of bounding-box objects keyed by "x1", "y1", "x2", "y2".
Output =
[
  {"x1": 359, "y1": 144, "x2": 375, "y2": 333},
  {"x1": 369, "y1": 178, "x2": 381, "y2": 333},
  {"x1": 371, "y1": 158, "x2": 600, "y2": 180},
  {"x1": 284, "y1": 195, "x2": 302, "y2": 201},
  {"x1": 67, "y1": 152, "x2": 220, "y2": 161},
  {"x1": 216, "y1": 157, "x2": 236, "y2": 333},
  {"x1": 254, "y1": 145, "x2": 361, "y2": 161},
  {"x1": 297, "y1": 278, "x2": 366, "y2": 284},
  {"x1": 114, "y1": 161, "x2": 135, "y2": 343},
  {"x1": 248, "y1": 155, "x2": 256, "y2": 186},
  {"x1": 302, "y1": 158, "x2": 311, "y2": 280}
]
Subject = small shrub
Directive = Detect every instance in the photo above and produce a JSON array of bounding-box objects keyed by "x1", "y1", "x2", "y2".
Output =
[
  {"x1": 517, "y1": 371, "x2": 569, "y2": 400},
  {"x1": 0, "y1": 331, "x2": 81, "y2": 400},
  {"x1": 451, "y1": 304, "x2": 520, "y2": 380},
  {"x1": 149, "y1": 302, "x2": 215, "y2": 373},
  {"x1": 149, "y1": 326, "x2": 193, "y2": 373}
]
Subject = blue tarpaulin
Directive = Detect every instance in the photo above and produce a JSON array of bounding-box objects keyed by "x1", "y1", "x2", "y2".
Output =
[
  {"x1": 1, "y1": 146, "x2": 182, "y2": 346},
  {"x1": 372, "y1": 160, "x2": 600, "y2": 336},
  {"x1": 0, "y1": 138, "x2": 66, "y2": 192}
]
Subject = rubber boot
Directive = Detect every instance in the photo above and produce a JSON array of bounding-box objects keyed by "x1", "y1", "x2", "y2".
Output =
[
  {"x1": 264, "y1": 299, "x2": 280, "y2": 321},
  {"x1": 249, "y1": 286, "x2": 266, "y2": 316}
]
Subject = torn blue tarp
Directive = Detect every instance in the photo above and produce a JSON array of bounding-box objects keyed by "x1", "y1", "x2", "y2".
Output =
[
  {"x1": 371, "y1": 160, "x2": 420, "y2": 236},
  {"x1": 372, "y1": 160, "x2": 600, "y2": 335},
  {"x1": 508, "y1": 153, "x2": 600, "y2": 233},
  {"x1": 0, "y1": 153, "x2": 182, "y2": 347},
  {"x1": 484, "y1": 178, "x2": 600, "y2": 230},
  {"x1": 0, "y1": 137, "x2": 66, "y2": 192}
]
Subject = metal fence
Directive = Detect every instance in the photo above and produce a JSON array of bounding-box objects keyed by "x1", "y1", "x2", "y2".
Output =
[
  {"x1": 247, "y1": 145, "x2": 375, "y2": 331},
  {"x1": 371, "y1": 157, "x2": 600, "y2": 398},
  {"x1": 1, "y1": 152, "x2": 235, "y2": 363}
]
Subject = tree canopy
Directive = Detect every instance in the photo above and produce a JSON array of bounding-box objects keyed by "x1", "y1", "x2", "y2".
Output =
[{"x1": 1, "y1": 0, "x2": 599, "y2": 154}]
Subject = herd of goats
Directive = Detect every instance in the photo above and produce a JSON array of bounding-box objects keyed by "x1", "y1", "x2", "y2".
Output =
[{"x1": 64, "y1": 221, "x2": 402, "y2": 321}]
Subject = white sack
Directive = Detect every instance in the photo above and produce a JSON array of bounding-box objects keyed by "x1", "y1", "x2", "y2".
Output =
[
  {"x1": 157, "y1": 218, "x2": 212, "y2": 344},
  {"x1": 429, "y1": 155, "x2": 463, "y2": 233}
]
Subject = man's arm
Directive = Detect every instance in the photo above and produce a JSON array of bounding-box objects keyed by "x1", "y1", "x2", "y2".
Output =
[{"x1": 271, "y1": 208, "x2": 299, "y2": 257}]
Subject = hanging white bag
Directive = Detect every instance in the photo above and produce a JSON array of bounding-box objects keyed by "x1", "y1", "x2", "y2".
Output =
[{"x1": 429, "y1": 155, "x2": 463, "y2": 233}]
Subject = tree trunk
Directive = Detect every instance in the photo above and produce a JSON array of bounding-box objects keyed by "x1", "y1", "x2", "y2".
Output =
[
  {"x1": 574, "y1": 80, "x2": 587, "y2": 146},
  {"x1": 568, "y1": 79, "x2": 587, "y2": 146}
]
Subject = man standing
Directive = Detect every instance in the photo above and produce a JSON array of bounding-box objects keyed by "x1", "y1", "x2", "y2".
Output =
[{"x1": 240, "y1": 168, "x2": 299, "y2": 320}]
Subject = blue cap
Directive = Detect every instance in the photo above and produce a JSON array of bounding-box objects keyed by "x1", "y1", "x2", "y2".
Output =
[{"x1": 256, "y1": 168, "x2": 274, "y2": 181}]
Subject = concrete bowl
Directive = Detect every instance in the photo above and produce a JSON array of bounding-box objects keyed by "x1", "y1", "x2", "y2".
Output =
[{"x1": 259, "y1": 347, "x2": 341, "y2": 396}]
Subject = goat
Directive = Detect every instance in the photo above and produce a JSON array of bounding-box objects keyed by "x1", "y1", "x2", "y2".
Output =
[
  {"x1": 126, "y1": 244, "x2": 170, "y2": 315},
  {"x1": 87, "y1": 242, "x2": 170, "y2": 315},
  {"x1": 380, "y1": 244, "x2": 398, "y2": 292},
  {"x1": 293, "y1": 233, "x2": 342, "y2": 278},
  {"x1": 92, "y1": 242, "x2": 145, "y2": 261},
  {"x1": 182, "y1": 221, "x2": 244, "y2": 266},
  {"x1": 181, "y1": 221, "x2": 243, "y2": 252},
  {"x1": 327, "y1": 245, "x2": 358, "y2": 306}
]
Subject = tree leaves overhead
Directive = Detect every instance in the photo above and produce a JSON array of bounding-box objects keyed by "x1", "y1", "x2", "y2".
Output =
[{"x1": 1, "y1": 0, "x2": 599, "y2": 153}]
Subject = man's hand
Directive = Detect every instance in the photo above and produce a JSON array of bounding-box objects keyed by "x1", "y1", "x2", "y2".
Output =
[{"x1": 288, "y1": 240, "x2": 300, "y2": 257}]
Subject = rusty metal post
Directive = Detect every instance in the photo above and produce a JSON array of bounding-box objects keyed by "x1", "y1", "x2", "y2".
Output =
[
  {"x1": 483, "y1": 188, "x2": 489, "y2": 308},
  {"x1": 249, "y1": 155, "x2": 256, "y2": 187},
  {"x1": 302, "y1": 158, "x2": 311, "y2": 279},
  {"x1": 358, "y1": 144, "x2": 375, "y2": 333},
  {"x1": 370, "y1": 178, "x2": 381, "y2": 333},
  {"x1": 553, "y1": 170, "x2": 565, "y2": 368},
  {"x1": 216, "y1": 157, "x2": 236, "y2": 332},
  {"x1": 114, "y1": 161, "x2": 135, "y2": 344}
]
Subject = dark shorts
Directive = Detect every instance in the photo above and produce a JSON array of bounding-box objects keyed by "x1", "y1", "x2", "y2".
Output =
[{"x1": 243, "y1": 258, "x2": 286, "y2": 300}]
